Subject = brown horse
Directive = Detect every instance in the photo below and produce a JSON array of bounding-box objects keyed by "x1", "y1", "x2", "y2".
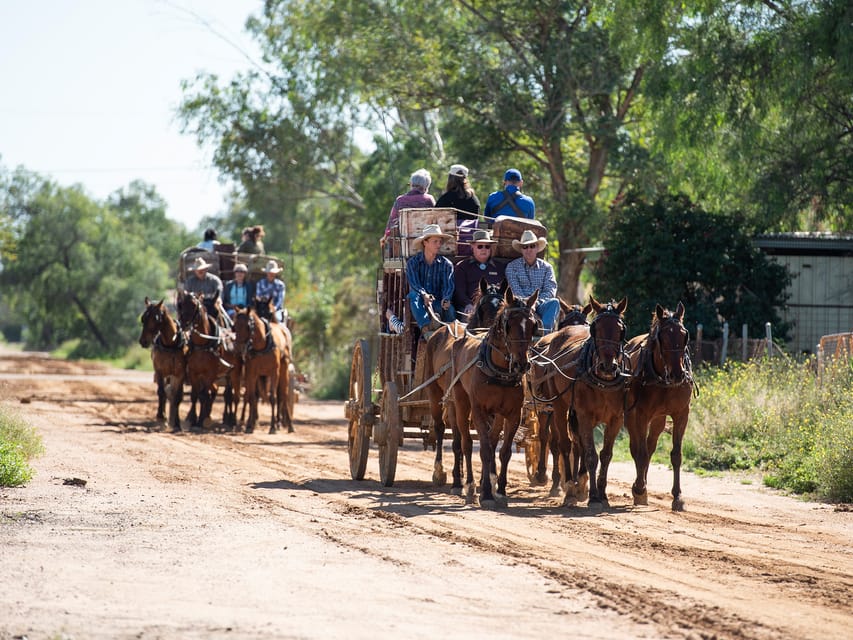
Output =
[
  {"x1": 177, "y1": 292, "x2": 231, "y2": 430},
  {"x1": 139, "y1": 297, "x2": 186, "y2": 431},
  {"x1": 445, "y1": 288, "x2": 539, "y2": 507},
  {"x1": 530, "y1": 297, "x2": 630, "y2": 509},
  {"x1": 624, "y1": 302, "x2": 694, "y2": 510},
  {"x1": 422, "y1": 278, "x2": 514, "y2": 490},
  {"x1": 529, "y1": 302, "x2": 592, "y2": 491},
  {"x1": 232, "y1": 307, "x2": 293, "y2": 434}
]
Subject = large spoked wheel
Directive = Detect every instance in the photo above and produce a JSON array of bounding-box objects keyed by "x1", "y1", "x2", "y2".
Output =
[
  {"x1": 378, "y1": 381, "x2": 401, "y2": 487},
  {"x1": 346, "y1": 340, "x2": 372, "y2": 480}
]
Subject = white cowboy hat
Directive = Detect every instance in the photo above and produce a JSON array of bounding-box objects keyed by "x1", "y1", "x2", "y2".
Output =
[
  {"x1": 233, "y1": 263, "x2": 248, "y2": 273},
  {"x1": 187, "y1": 256, "x2": 213, "y2": 272},
  {"x1": 262, "y1": 259, "x2": 283, "y2": 274},
  {"x1": 511, "y1": 229, "x2": 547, "y2": 253},
  {"x1": 413, "y1": 223, "x2": 451, "y2": 251}
]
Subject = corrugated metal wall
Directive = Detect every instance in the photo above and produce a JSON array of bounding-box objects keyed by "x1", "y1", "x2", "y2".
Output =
[{"x1": 770, "y1": 254, "x2": 853, "y2": 354}]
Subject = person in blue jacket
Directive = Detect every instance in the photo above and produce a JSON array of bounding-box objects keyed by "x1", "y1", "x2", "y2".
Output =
[{"x1": 484, "y1": 168, "x2": 535, "y2": 220}]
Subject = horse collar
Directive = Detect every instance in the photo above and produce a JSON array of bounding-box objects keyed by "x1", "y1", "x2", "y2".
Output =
[{"x1": 476, "y1": 337, "x2": 525, "y2": 387}]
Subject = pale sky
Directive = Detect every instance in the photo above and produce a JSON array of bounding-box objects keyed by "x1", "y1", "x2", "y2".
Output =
[{"x1": 0, "y1": 0, "x2": 262, "y2": 232}]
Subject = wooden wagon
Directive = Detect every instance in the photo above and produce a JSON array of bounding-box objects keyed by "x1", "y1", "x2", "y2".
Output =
[
  {"x1": 344, "y1": 208, "x2": 549, "y2": 486},
  {"x1": 177, "y1": 244, "x2": 298, "y2": 423}
]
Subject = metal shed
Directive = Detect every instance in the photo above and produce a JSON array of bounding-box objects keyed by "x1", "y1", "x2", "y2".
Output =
[{"x1": 754, "y1": 232, "x2": 853, "y2": 355}]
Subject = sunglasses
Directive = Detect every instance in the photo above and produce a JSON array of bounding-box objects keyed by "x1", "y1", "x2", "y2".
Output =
[
  {"x1": 522, "y1": 245, "x2": 539, "y2": 250},
  {"x1": 474, "y1": 244, "x2": 492, "y2": 249}
]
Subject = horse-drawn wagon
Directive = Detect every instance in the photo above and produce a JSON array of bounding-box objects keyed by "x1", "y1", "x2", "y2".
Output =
[{"x1": 344, "y1": 208, "x2": 548, "y2": 488}]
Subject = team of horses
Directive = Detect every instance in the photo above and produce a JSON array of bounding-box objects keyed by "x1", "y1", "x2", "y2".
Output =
[
  {"x1": 425, "y1": 288, "x2": 695, "y2": 512},
  {"x1": 138, "y1": 294, "x2": 294, "y2": 435}
]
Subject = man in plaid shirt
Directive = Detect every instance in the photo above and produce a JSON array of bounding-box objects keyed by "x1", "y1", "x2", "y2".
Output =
[{"x1": 505, "y1": 230, "x2": 560, "y2": 332}]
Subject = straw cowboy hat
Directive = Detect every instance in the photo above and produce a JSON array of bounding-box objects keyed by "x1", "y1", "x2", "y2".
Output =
[
  {"x1": 470, "y1": 229, "x2": 497, "y2": 245},
  {"x1": 262, "y1": 259, "x2": 283, "y2": 274},
  {"x1": 187, "y1": 256, "x2": 213, "y2": 272},
  {"x1": 413, "y1": 223, "x2": 451, "y2": 251},
  {"x1": 511, "y1": 229, "x2": 547, "y2": 253}
]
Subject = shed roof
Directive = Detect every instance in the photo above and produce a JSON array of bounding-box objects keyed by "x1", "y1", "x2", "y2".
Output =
[{"x1": 754, "y1": 232, "x2": 853, "y2": 256}]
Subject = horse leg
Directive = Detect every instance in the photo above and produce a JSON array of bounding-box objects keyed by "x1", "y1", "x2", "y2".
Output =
[
  {"x1": 472, "y1": 407, "x2": 498, "y2": 508},
  {"x1": 155, "y1": 373, "x2": 167, "y2": 423},
  {"x1": 280, "y1": 363, "x2": 294, "y2": 433},
  {"x1": 165, "y1": 373, "x2": 182, "y2": 433},
  {"x1": 186, "y1": 385, "x2": 199, "y2": 428},
  {"x1": 569, "y1": 407, "x2": 589, "y2": 499},
  {"x1": 453, "y1": 390, "x2": 476, "y2": 503},
  {"x1": 575, "y1": 417, "x2": 602, "y2": 510},
  {"x1": 596, "y1": 419, "x2": 622, "y2": 508},
  {"x1": 245, "y1": 373, "x2": 258, "y2": 434},
  {"x1": 532, "y1": 410, "x2": 550, "y2": 486},
  {"x1": 222, "y1": 381, "x2": 234, "y2": 430},
  {"x1": 495, "y1": 410, "x2": 523, "y2": 508},
  {"x1": 431, "y1": 402, "x2": 448, "y2": 487},
  {"x1": 668, "y1": 413, "x2": 688, "y2": 511},
  {"x1": 268, "y1": 371, "x2": 279, "y2": 434},
  {"x1": 628, "y1": 407, "x2": 651, "y2": 506}
]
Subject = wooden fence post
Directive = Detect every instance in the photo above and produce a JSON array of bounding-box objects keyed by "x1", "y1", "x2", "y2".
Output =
[
  {"x1": 765, "y1": 322, "x2": 773, "y2": 359},
  {"x1": 721, "y1": 322, "x2": 729, "y2": 365},
  {"x1": 695, "y1": 323, "x2": 703, "y2": 366},
  {"x1": 742, "y1": 324, "x2": 748, "y2": 361}
]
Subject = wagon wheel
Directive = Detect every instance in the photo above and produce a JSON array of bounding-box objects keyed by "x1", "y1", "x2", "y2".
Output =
[
  {"x1": 346, "y1": 340, "x2": 372, "y2": 480},
  {"x1": 378, "y1": 381, "x2": 401, "y2": 487}
]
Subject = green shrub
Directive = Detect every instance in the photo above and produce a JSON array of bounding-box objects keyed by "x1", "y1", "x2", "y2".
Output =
[
  {"x1": 0, "y1": 404, "x2": 43, "y2": 487},
  {"x1": 686, "y1": 358, "x2": 853, "y2": 502}
]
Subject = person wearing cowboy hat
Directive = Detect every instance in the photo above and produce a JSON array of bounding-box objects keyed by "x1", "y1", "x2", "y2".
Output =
[
  {"x1": 452, "y1": 229, "x2": 505, "y2": 316},
  {"x1": 223, "y1": 262, "x2": 256, "y2": 318},
  {"x1": 505, "y1": 229, "x2": 560, "y2": 332},
  {"x1": 182, "y1": 255, "x2": 223, "y2": 319},
  {"x1": 435, "y1": 164, "x2": 480, "y2": 220},
  {"x1": 484, "y1": 168, "x2": 535, "y2": 220},
  {"x1": 405, "y1": 223, "x2": 456, "y2": 336},
  {"x1": 255, "y1": 259, "x2": 286, "y2": 323}
]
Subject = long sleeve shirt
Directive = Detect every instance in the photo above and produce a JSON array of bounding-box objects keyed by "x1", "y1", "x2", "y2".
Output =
[
  {"x1": 384, "y1": 190, "x2": 435, "y2": 237},
  {"x1": 255, "y1": 277, "x2": 286, "y2": 310},
  {"x1": 505, "y1": 257, "x2": 556, "y2": 301},
  {"x1": 406, "y1": 252, "x2": 455, "y2": 302}
]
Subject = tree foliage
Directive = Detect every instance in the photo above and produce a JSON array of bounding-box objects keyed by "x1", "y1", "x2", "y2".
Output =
[
  {"x1": 0, "y1": 170, "x2": 171, "y2": 356},
  {"x1": 593, "y1": 194, "x2": 791, "y2": 341}
]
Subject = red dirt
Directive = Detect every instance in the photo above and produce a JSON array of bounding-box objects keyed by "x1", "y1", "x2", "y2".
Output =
[{"x1": 1, "y1": 349, "x2": 851, "y2": 639}]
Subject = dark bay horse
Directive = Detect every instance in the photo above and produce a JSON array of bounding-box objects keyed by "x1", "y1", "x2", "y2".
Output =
[
  {"x1": 232, "y1": 307, "x2": 293, "y2": 434},
  {"x1": 445, "y1": 288, "x2": 539, "y2": 507},
  {"x1": 624, "y1": 302, "x2": 695, "y2": 510},
  {"x1": 529, "y1": 302, "x2": 591, "y2": 491},
  {"x1": 422, "y1": 278, "x2": 510, "y2": 489},
  {"x1": 177, "y1": 292, "x2": 231, "y2": 430},
  {"x1": 530, "y1": 297, "x2": 630, "y2": 509},
  {"x1": 139, "y1": 297, "x2": 186, "y2": 431}
]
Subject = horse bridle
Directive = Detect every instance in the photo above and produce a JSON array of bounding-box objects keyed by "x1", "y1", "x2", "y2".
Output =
[
  {"x1": 477, "y1": 302, "x2": 536, "y2": 385},
  {"x1": 142, "y1": 304, "x2": 183, "y2": 350},
  {"x1": 642, "y1": 316, "x2": 694, "y2": 387}
]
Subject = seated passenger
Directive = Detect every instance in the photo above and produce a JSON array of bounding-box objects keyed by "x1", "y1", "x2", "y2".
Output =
[
  {"x1": 434, "y1": 164, "x2": 480, "y2": 221},
  {"x1": 484, "y1": 168, "x2": 535, "y2": 220},
  {"x1": 255, "y1": 260, "x2": 286, "y2": 323},
  {"x1": 406, "y1": 224, "x2": 456, "y2": 338},
  {"x1": 182, "y1": 256, "x2": 223, "y2": 320},
  {"x1": 380, "y1": 169, "x2": 435, "y2": 250},
  {"x1": 505, "y1": 230, "x2": 560, "y2": 332},
  {"x1": 197, "y1": 227, "x2": 219, "y2": 251},
  {"x1": 453, "y1": 229, "x2": 505, "y2": 317},
  {"x1": 223, "y1": 263, "x2": 255, "y2": 318},
  {"x1": 238, "y1": 225, "x2": 265, "y2": 254}
]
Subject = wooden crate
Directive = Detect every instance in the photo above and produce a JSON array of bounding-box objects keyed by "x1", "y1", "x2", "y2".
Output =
[
  {"x1": 399, "y1": 208, "x2": 458, "y2": 258},
  {"x1": 492, "y1": 216, "x2": 548, "y2": 258}
]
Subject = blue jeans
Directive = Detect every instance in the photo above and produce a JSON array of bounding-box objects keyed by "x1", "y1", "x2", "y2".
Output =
[
  {"x1": 408, "y1": 291, "x2": 456, "y2": 329},
  {"x1": 536, "y1": 298, "x2": 561, "y2": 333}
]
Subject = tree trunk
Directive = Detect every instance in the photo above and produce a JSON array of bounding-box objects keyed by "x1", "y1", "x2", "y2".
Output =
[{"x1": 71, "y1": 294, "x2": 109, "y2": 349}]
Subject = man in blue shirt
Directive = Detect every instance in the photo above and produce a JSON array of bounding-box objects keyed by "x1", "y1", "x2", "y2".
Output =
[
  {"x1": 406, "y1": 224, "x2": 456, "y2": 337},
  {"x1": 255, "y1": 260, "x2": 286, "y2": 323},
  {"x1": 505, "y1": 230, "x2": 560, "y2": 332},
  {"x1": 484, "y1": 168, "x2": 535, "y2": 220}
]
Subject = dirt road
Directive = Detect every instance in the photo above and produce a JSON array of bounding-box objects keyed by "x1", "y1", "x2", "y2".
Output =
[{"x1": 0, "y1": 351, "x2": 850, "y2": 640}]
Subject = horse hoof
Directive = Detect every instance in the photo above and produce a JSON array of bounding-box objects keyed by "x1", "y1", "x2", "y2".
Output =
[
  {"x1": 432, "y1": 470, "x2": 447, "y2": 487},
  {"x1": 479, "y1": 498, "x2": 498, "y2": 510},
  {"x1": 549, "y1": 484, "x2": 562, "y2": 498},
  {"x1": 529, "y1": 476, "x2": 547, "y2": 488},
  {"x1": 268, "y1": 427, "x2": 278, "y2": 435},
  {"x1": 672, "y1": 497, "x2": 685, "y2": 512},
  {"x1": 450, "y1": 486, "x2": 463, "y2": 496},
  {"x1": 495, "y1": 494, "x2": 508, "y2": 508},
  {"x1": 633, "y1": 491, "x2": 649, "y2": 506},
  {"x1": 245, "y1": 427, "x2": 254, "y2": 434},
  {"x1": 561, "y1": 494, "x2": 579, "y2": 508},
  {"x1": 587, "y1": 500, "x2": 605, "y2": 513},
  {"x1": 287, "y1": 425, "x2": 294, "y2": 433}
]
